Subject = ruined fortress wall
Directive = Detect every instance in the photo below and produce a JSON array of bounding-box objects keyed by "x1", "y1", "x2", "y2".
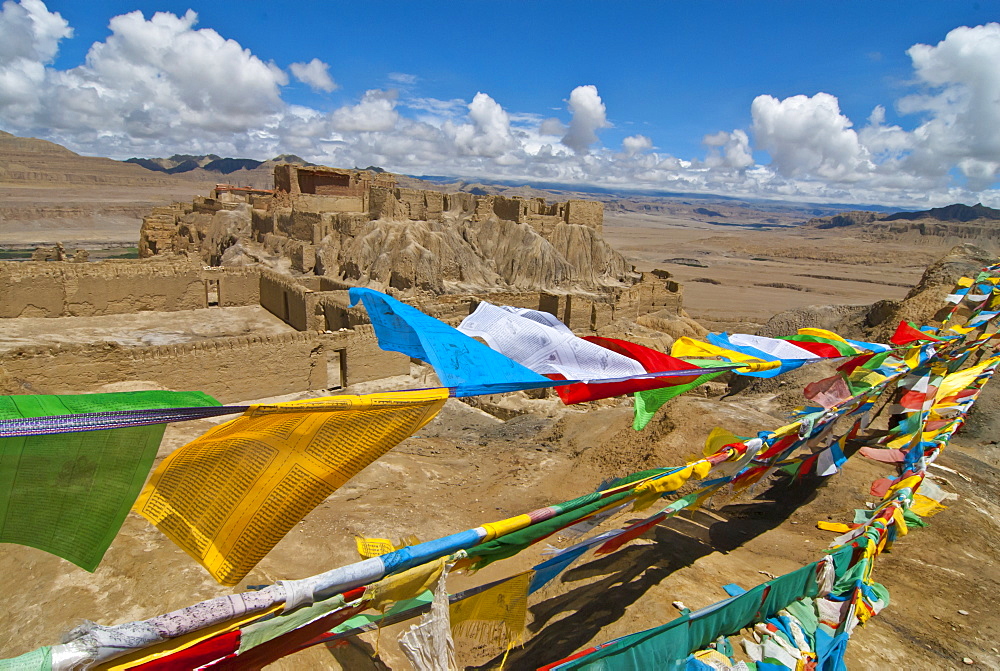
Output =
[
  {"x1": 565, "y1": 200, "x2": 603, "y2": 232},
  {"x1": 444, "y1": 192, "x2": 477, "y2": 214},
  {"x1": 210, "y1": 268, "x2": 261, "y2": 307},
  {"x1": 490, "y1": 196, "x2": 527, "y2": 224},
  {"x1": 368, "y1": 186, "x2": 401, "y2": 221},
  {"x1": 609, "y1": 273, "x2": 682, "y2": 322},
  {"x1": 337, "y1": 324, "x2": 410, "y2": 383},
  {"x1": 395, "y1": 189, "x2": 427, "y2": 221},
  {"x1": 0, "y1": 261, "x2": 207, "y2": 318},
  {"x1": 251, "y1": 208, "x2": 275, "y2": 238},
  {"x1": 259, "y1": 269, "x2": 321, "y2": 331},
  {"x1": 319, "y1": 292, "x2": 371, "y2": 331},
  {"x1": 0, "y1": 328, "x2": 408, "y2": 402},
  {"x1": 0, "y1": 332, "x2": 326, "y2": 403},
  {"x1": 276, "y1": 209, "x2": 318, "y2": 242},
  {"x1": 294, "y1": 193, "x2": 365, "y2": 215}
]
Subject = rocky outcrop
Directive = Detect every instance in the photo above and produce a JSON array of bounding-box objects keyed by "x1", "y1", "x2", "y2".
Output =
[
  {"x1": 805, "y1": 204, "x2": 1000, "y2": 248},
  {"x1": 864, "y1": 242, "x2": 996, "y2": 342},
  {"x1": 807, "y1": 211, "x2": 879, "y2": 229},
  {"x1": 314, "y1": 215, "x2": 637, "y2": 295}
]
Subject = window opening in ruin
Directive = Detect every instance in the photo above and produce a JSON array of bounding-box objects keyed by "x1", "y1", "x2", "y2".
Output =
[
  {"x1": 327, "y1": 349, "x2": 346, "y2": 390},
  {"x1": 282, "y1": 292, "x2": 290, "y2": 321},
  {"x1": 298, "y1": 171, "x2": 350, "y2": 195},
  {"x1": 206, "y1": 279, "x2": 220, "y2": 307}
]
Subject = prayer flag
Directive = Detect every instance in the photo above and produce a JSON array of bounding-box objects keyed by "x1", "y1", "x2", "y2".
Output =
[
  {"x1": 451, "y1": 570, "x2": 532, "y2": 649},
  {"x1": 349, "y1": 289, "x2": 551, "y2": 396},
  {"x1": 891, "y1": 321, "x2": 944, "y2": 345},
  {"x1": 0, "y1": 391, "x2": 219, "y2": 571},
  {"x1": 553, "y1": 336, "x2": 700, "y2": 404},
  {"x1": 134, "y1": 389, "x2": 447, "y2": 585}
]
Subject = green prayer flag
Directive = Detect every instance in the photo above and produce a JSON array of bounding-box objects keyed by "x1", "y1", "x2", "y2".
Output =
[
  {"x1": 781, "y1": 334, "x2": 858, "y2": 356},
  {"x1": 0, "y1": 391, "x2": 219, "y2": 571},
  {"x1": 239, "y1": 593, "x2": 349, "y2": 653},
  {"x1": 0, "y1": 646, "x2": 51, "y2": 671},
  {"x1": 902, "y1": 509, "x2": 928, "y2": 528},
  {"x1": 469, "y1": 490, "x2": 634, "y2": 569},
  {"x1": 633, "y1": 359, "x2": 731, "y2": 431}
]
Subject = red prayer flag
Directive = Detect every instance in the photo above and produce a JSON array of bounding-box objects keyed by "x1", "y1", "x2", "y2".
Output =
[
  {"x1": 552, "y1": 336, "x2": 700, "y2": 404},
  {"x1": 133, "y1": 631, "x2": 240, "y2": 670},
  {"x1": 891, "y1": 321, "x2": 943, "y2": 345},
  {"x1": 781, "y1": 339, "x2": 843, "y2": 358},
  {"x1": 595, "y1": 513, "x2": 666, "y2": 555}
]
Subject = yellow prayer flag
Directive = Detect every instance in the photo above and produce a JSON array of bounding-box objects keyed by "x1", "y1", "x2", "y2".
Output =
[
  {"x1": 892, "y1": 507, "x2": 909, "y2": 536},
  {"x1": 703, "y1": 427, "x2": 744, "y2": 457},
  {"x1": 451, "y1": 571, "x2": 532, "y2": 648},
  {"x1": 356, "y1": 536, "x2": 397, "y2": 559},
  {"x1": 134, "y1": 388, "x2": 448, "y2": 586},
  {"x1": 884, "y1": 475, "x2": 922, "y2": 500},
  {"x1": 363, "y1": 558, "x2": 445, "y2": 611},
  {"x1": 632, "y1": 461, "x2": 712, "y2": 511},
  {"x1": 670, "y1": 337, "x2": 761, "y2": 363},
  {"x1": 482, "y1": 514, "x2": 534, "y2": 542},
  {"x1": 910, "y1": 493, "x2": 947, "y2": 517},
  {"x1": 736, "y1": 360, "x2": 781, "y2": 373},
  {"x1": 935, "y1": 355, "x2": 1000, "y2": 402}
]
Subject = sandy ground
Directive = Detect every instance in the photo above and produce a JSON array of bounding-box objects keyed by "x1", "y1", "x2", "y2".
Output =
[{"x1": 0, "y1": 209, "x2": 998, "y2": 669}]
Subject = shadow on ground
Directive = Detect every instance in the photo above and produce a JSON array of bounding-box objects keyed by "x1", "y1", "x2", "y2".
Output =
[{"x1": 471, "y1": 470, "x2": 828, "y2": 670}]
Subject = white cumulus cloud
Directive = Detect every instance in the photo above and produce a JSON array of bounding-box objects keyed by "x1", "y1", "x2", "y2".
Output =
[
  {"x1": 703, "y1": 129, "x2": 753, "y2": 170},
  {"x1": 2, "y1": 1, "x2": 999, "y2": 209},
  {"x1": 622, "y1": 134, "x2": 652, "y2": 156},
  {"x1": 562, "y1": 85, "x2": 609, "y2": 154},
  {"x1": 2, "y1": 6, "x2": 289, "y2": 155},
  {"x1": 0, "y1": 0, "x2": 71, "y2": 110},
  {"x1": 751, "y1": 92, "x2": 872, "y2": 181},
  {"x1": 329, "y1": 89, "x2": 399, "y2": 132},
  {"x1": 899, "y1": 23, "x2": 1000, "y2": 189},
  {"x1": 445, "y1": 92, "x2": 517, "y2": 157},
  {"x1": 290, "y1": 58, "x2": 337, "y2": 92}
]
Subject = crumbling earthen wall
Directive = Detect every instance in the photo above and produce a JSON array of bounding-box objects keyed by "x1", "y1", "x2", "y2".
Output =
[
  {"x1": 338, "y1": 323, "x2": 410, "y2": 384},
  {"x1": 259, "y1": 269, "x2": 321, "y2": 331},
  {"x1": 210, "y1": 267, "x2": 261, "y2": 307},
  {"x1": 609, "y1": 271, "x2": 683, "y2": 322},
  {"x1": 565, "y1": 200, "x2": 603, "y2": 233},
  {"x1": 0, "y1": 260, "x2": 208, "y2": 318},
  {"x1": 0, "y1": 329, "x2": 407, "y2": 402}
]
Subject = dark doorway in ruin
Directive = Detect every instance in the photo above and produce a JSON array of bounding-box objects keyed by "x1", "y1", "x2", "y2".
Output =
[
  {"x1": 538, "y1": 293, "x2": 560, "y2": 320},
  {"x1": 327, "y1": 348, "x2": 346, "y2": 389},
  {"x1": 205, "y1": 278, "x2": 220, "y2": 307}
]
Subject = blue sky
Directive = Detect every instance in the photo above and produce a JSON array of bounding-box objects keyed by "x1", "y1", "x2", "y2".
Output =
[{"x1": 2, "y1": 1, "x2": 999, "y2": 207}]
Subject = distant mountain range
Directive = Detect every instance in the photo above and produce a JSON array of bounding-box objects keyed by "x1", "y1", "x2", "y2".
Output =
[
  {"x1": 882, "y1": 202, "x2": 1000, "y2": 223},
  {"x1": 124, "y1": 154, "x2": 313, "y2": 175}
]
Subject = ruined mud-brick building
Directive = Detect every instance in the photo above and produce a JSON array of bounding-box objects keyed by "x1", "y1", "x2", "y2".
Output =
[
  {"x1": 0, "y1": 164, "x2": 701, "y2": 403},
  {"x1": 137, "y1": 164, "x2": 688, "y2": 332}
]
